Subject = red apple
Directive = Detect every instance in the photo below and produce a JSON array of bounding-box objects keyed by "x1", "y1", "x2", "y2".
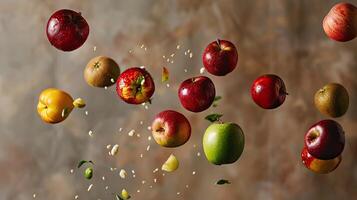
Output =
[
  {"x1": 178, "y1": 76, "x2": 215, "y2": 112},
  {"x1": 46, "y1": 9, "x2": 89, "y2": 51},
  {"x1": 202, "y1": 39, "x2": 238, "y2": 76},
  {"x1": 304, "y1": 119, "x2": 345, "y2": 160},
  {"x1": 251, "y1": 74, "x2": 287, "y2": 109},
  {"x1": 116, "y1": 67, "x2": 155, "y2": 104},
  {"x1": 151, "y1": 110, "x2": 191, "y2": 147},
  {"x1": 301, "y1": 147, "x2": 341, "y2": 174},
  {"x1": 323, "y1": 2, "x2": 357, "y2": 42}
]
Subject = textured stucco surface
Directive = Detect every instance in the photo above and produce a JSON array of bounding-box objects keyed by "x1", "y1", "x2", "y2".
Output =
[{"x1": 1, "y1": 0, "x2": 357, "y2": 199}]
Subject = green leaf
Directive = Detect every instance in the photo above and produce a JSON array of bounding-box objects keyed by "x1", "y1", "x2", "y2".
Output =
[
  {"x1": 215, "y1": 179, "x2": 231, "y2": 185},
  {"x1": 205, "y1": 114, "x2": 223, "y2": 122},
  {"x1": 77, "y1": 160, "x2": 93, "y2": 168},
  {"x1": 214, "y1": 96, "x2": 222, "y2": 102}
]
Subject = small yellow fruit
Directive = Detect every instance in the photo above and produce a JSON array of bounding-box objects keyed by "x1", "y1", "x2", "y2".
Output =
[
  {"x1": 161, "y1": 154, "x2": 179, "y2": 172},
  {"x1": 121, "y1": 189, "x2": 130, "y2": 199},
  {"x1": 37, "y1": 88, "x2": 74, "y2": 124}
]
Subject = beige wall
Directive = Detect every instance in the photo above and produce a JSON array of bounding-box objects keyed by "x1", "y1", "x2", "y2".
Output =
[{"x1": 0, "y1": 0, "x2": 357, "y2": 199}]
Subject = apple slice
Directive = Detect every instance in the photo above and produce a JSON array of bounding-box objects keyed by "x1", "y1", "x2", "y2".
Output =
[{"x1": 161, "y1": 154, "x2": 179, "y2": 172}]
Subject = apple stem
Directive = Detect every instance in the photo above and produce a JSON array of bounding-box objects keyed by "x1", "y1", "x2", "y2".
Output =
[{"x1": 216, "y1": 39, "x2": 221, "y2": 47}]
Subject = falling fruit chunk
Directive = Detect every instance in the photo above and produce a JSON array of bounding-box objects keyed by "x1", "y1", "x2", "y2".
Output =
[
  {"x1": 162, "y1": 67, "x2": 169, "y2": 82},
  {"x1": 121, "y1": 189, "x2": 130, "y2": 199},
  {"x1": 73, "y1": 98, "x2": 86, "y2": 108},
  {"x1": 162, "y1": 154, "x2": 179, "y2": 172}
]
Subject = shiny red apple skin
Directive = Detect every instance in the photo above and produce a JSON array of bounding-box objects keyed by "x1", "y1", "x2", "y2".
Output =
[
  {"x1": 323, "y1": 2, "x2": 357, "y2": 42},
  {"x1": 202, "y1": 39, "x2": 238, "y2": 76},
  {"x1": 304, "y1": 119, "x2": 345, "y2": 160},
  {"x1": 46, "y1": 9, "x2": 89, "y2": 51},
  {"x1": 116, "y1": 67, "x2": 155, "y2": 104},
  {"x1": 178, "y1": 76, "x2": 216, "y2": 112},
  {"x1": 301, "y1": 147, "x2": 341, "y2": 174},
  {"x1": 251, "y1": 74, "x2": 287, "y2": 109},
  {"x1": 152, "y1": 110, "x2": 191, "y2": 148}
]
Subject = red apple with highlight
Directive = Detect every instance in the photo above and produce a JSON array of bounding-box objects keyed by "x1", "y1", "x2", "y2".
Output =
[
  {"x1": 152, "y1": 110, "x2": 191, "y2": 148},
  {"x1": 304, "y1": 119, "x2": 345, "y2": 160},
  {"x1": 178, "y1": 76, "x2": 215, "y2": 112},
  {"x1": 46, "y1": 9, "x2": 89, "y2": 51},
  {"x1": 251, "y1": 74, "x2": 287, "y2": 109},
  {"x1": 202, "y1": 39, "x2": 238, "y2": 76}
]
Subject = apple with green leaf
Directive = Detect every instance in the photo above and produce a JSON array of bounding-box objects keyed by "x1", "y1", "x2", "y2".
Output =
[{"x1": 203, "y1": 114, "x2": 245, "y2": 165}]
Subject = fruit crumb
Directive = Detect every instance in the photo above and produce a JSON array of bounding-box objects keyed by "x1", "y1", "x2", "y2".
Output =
[
  {"x1": 189, "y1": 53, "x2": 193, "y2": 58},
  {"x1": 192, "y1": 171, "x2": 196, "y2": 175},
  {"x1": 74, "y1": 195, "x2": 79, "y2": 199},
  {"x1": 87, "y1": 184, "x2": 93, "y2": 191},
  {"x1": 146, "y1": 145, "x2": 150, "y2": 151},
  {"x1": 200, "y1": 67, "x2": 205, "y2": 74},
  {"x1": 176, "y1": 45, "x2": 180, "y2": 49},
  {"x1": 33, "y1": 193, "x2": 36, "y2": 198},
  {"x1": 70, "y1": 169, "x2": 74, "y2": 174},
  {"x1": 110, "y1": 144, "x2": 119, "y2": 156},
  {"x1": 148, "y1": 136, "x2": 152, "y2": 140},
  {"x1": 119, "y1": 169, "x2": 127, "y2": 179},
  {"x1": 88, "y1": 130, "x2": 94, "y2": 137},
  {"x1": 128, "y1": 130, "x2": 135, "y2": 136},
  {"x1": 106, "y1": 144, "x2": 111, "y2": 149}
]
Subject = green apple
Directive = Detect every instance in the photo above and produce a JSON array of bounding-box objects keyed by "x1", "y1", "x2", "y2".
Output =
[{"x1": 203, "y1": 122, "x2": 244, "y2": 165}]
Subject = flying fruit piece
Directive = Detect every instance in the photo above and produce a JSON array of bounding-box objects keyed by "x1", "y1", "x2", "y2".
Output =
[
  {"x1": 323, "y1": 2, "x2": 357, "y2": 42},
  {"x1": 301, "y1": 147, "x2": 341, "y2": 174},
  {"x1": 203, "y1": 122, "x2": 245, "y2": 165},
  {"x1": 46, "y1": 9, "x2": 89, "y2": 51},
  {"x1": 116, "y1": 67, "x2": 155, "y2": 104},
  {"x1": 84, "y1": 56, "x2": 121, "y2": 88},
  {"x1": 73, "y1": 98, "x2": 86, "y2": 108},
  {"x1": 121, "y1": 189, "x2": 130, "y2": 200},
  {"x1": 178, "y1": 76, "x2": 216, "y2": 112},
  {"x1": 84, "y1": 167, "x2": 93, "y2": 179},
  {"x1": 37, "y1": 88, "x2": 85, "y2": 124},
  {"x1": 119, "y1": 169, "x2": 127, "y2": 179},
  {"x1": 251, "y1": 74, "x2": 287, "y2": 109},
  {"x1": 304, "y1": 119, "x2": 345, "y2": 160},
  {"x1": 314, "y1": 83, "x2": 349, "y2": 118},
  {"x1": 152, "y1": 110, "x2": 191, "y2": 147},
  {"x1": 202, "y1": 39, "x2": 238, "y2": 76},
  {"x1": 161, "y1": 154, "x2": 179, "y2": 172},
  {"x1": 162, "y1": 67, "x2": 169, "y2": 82}
]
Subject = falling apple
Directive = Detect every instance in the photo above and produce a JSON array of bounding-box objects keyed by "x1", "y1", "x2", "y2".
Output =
[
  {"x1": 84, "y1": 56, "x2": 121, "y2": 88},
  {"x1": 178, "y1": 76, "x2": 216, "y2": 112},
  {"x1": 116, "y1": 67, "x2": 155, "y2": 104},
  {"x1": 251, "y1": 74, "x2": 287, "y2": 109},
  {"x1": 304, "y1": 119, "x2": 345, "y2": 160},
  {"x1": 323, "y1": 2, "x2": 357, "y2": 42},
  {"x1": 202, "y1": 39, "x2": 238, "y2": 76},
  {"x1": 46, "y1": 9, "x2": 89, "y2": 51},
  {"x1": 314, "y1": 83, "x2": 349, "y2": 118},
  {"x1": 203, "y1": 122, "x2": 244, "y2": 165},
  {"x1": 151, "y1": 110, "x2": 191, "y2": 147},
  {"x1": 301, "y1": 147, "x2": 341, "y2": 174}
]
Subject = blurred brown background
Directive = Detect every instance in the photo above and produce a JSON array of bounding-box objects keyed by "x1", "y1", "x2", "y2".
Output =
[{"x1": 1, "y1": 0, "x2": 357, "y2": 199}]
